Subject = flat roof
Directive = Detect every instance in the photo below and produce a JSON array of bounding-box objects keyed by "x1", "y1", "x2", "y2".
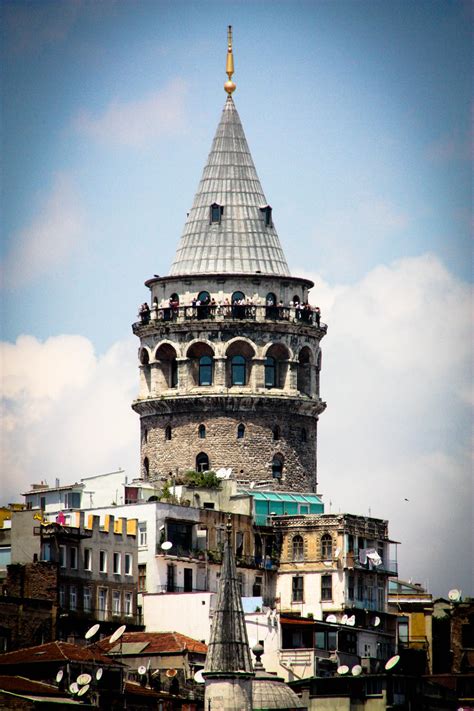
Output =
[{"x1": 241, "y1": 491, "x2": 323, "y2": 505}]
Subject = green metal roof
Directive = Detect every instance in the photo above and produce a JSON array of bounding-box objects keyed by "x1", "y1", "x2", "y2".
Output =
[{"x1": 241, "y1": 491, "x2": 323, "y2": 505}]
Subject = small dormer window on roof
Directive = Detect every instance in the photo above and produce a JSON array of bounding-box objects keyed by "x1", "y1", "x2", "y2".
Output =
[
  {"x1": 260, "y1": 205, "x2": 272, "y2": 227},
  {"x1": 210, "y1": 202, "x2": 224, "y2": 224}
]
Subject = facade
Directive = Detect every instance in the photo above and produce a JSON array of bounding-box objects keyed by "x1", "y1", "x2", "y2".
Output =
[{"x1": 131, "y1": 32, "x2": 326, "y2": 495}]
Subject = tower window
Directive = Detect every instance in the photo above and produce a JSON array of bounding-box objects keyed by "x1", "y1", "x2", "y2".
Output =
[
  {"x1": 198, "y1": 424, "x2": 206, "y2": 439},
  {"x1": 196, "y1": 452, "x2": 210, "y2": 472},
  {"x1": 165, "y1": 425, "x2": 172, "y2": 441},
  {"x1": 272, "y1": 425, "x2": 280, "y2": 441},
  {"x1": 199, "y1": 355, "x2": 213, "y2": 386},
  {"x1": 260, "y1": 205, "x2": 272, "y2": 227},
  {"x1": 237, "y1": 423, "x2": 245, "y2": 439},
  {"x1": 171, "y1": 359, "x2": 178, "y2": 387},
  {"x1": 265, "y1": 356, "x2": 276, "y2": 388},
  {"x1": 210, "y1": 203, "x2": 223, "y2": 224},
  {"x1": 272, "y1": 455, "x2": 284, "y2": 479},
  {"x1": 143, "y1": 457, "x2": 149, "y2": 479},
  {"x1": 231, "y1": 291, "x2": 245, "y2": 303},
  {"x1": 197, "y1": 291, "x2": 211, "y2": 305},
  {"x1": 231, "y1": 355, "x2": 246, "y2": 386},
  {"x1": 300, "y1": 427, "x2": 307, "y2": 442}
]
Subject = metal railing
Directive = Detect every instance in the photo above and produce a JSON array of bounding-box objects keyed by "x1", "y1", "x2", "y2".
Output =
[{"x1": 133, "y1": 304, "x2": 326, "y2": 331}]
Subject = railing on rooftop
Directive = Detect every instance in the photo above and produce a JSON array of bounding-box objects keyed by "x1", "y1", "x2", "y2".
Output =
[{"x1": 133, "y1": 304, "x2": 326, "y2": 332}]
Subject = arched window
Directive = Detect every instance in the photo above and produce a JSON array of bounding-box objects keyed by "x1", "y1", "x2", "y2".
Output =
[
  {"x1": 266, "y1": 292, "x2": 278, "y2": 319},
  {"x1": 300, "y1": 427, "x2": 307, "y2": 443},
  {"x1": 272, "y1": 455, "x2": 284, "y2": 479},
  {"x1": 231, "y1": 291, "x2": 245, "y2": 303},
  {"x1": 210, "y1": 203, "x2": 223, "y2": 224},
  {"x1": 199, "y1": 355, "x2": 213, "y2": 386},
  {"x1": 155, "y1": 343, "x2": 178, "y2": 389},
  {"x1": 297, "y1": 347, "x2": 312, "y2": 396},
  {"x1": 198, "y1": 424, "x2": 206, "y2": 439},
  {"x1": 231, "y1": 355, "x2": 246, "y2": 386},
  {"x1": 272, "y1": 425, "x2": 280, "y2": 441},
  {"x1": 196, "y1": 452, "x2": 210, "y2": 472},
  {"x1": 139, "y1": 349, "x2": 149, "y2": 366},
  {"x1": 321, "y1": 534, "x2": 333, "y2": 560},
  {"x1": 165, "y1": 425, "x2": 172, "y2": 441},
  {"x1": 197, "y1": 291, "x2": 210, "y2": 305},
  {"x1": 266, "y1": 292, "x2": 276, "y2": 306},
  {"x1": 143, "y1": 457, "x2": 149, "y2": 479},
  {"x1": 237, "y1": 423, "x2": 245, "y2": 439},
  {"x1": 260, "y1": 205, "x2": 272, "y2": 227},
  {"x1": 170, "y1": 292, "x2": 179, "y2": 305},
  {"x1": 171, "y1": 359, "x2": 178, "y2": 388},
  {"x1": 265, "y1": 356, "x2": 276, "y2": 388},
  {"x1": 292, "y1": 535, "x2": 304, "y2": 561},
  {"x1": 293, "y1": 295, "x2": 300, "y2": 305}
]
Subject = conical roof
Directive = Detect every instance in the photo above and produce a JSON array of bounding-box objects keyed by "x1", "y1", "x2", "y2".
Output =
[
  {"x1": 205, "y1": 522, "x2": 253, "y2": 673},
  {"x1": 170, "y1": 95, "x2": 290, "y2": 277}
]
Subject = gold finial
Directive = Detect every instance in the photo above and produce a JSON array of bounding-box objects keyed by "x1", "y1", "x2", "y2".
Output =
[{"x1": 224, "y1": 25, "x2": 236, "y2": 95}]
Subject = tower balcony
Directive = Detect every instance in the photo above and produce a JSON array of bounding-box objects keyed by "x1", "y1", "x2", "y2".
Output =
[{"x1": 132, "y1": 303, "x2": 327, "y2": 336}]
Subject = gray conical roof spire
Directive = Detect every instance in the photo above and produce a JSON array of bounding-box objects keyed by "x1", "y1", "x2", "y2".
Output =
[
  {"x1": 169, "y1": 95, "x2": 290, "y2": 277},
  {"x1": 205, "y1": 521, "x2": 253, "y2": 673}
]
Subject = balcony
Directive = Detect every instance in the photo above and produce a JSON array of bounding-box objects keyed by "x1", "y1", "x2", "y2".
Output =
[
  {"x1": 133, "y1": 304, "x2": 327, "y2": 333},
  {"x1": 156, "y1": 585, "x2": 210, "y2": 594},
  {"x1": 346, "y1": 552, "x2": 398, "y2": 576}
]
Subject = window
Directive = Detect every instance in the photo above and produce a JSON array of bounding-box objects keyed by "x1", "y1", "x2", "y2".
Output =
[
  {"x1": 348, "y1": 574, "x2": 355, "y2": 600},
  {"x1": 40, "y1": 496, "x2": 46, "y2": 510},
  {"x1": 199, "y1": 356, "x2": 213, "y2": 385},
  {"x1": 143, "y1": 457, "x2": 149, "y2": 479},
  {"x1": 321, "y1": 534, "x2": 333, "y2": 560},
  {"x1": 398, "y1": 616, "x2": 409, "y2": 644},
  {"x1": 167, "y1": 563, "x2": 176, "y2": 592},
  {"x1": 253, "y1": 576, "x2": 262, "y2": 597},
  {"x1": 198, "y1": 424, "x2": 206, "y2": 439},
  {"x1": 237, "y1": 423, "x2": 245, "y2": 439},
  {"x1": 357, "y1": 576, "x2": 364, "y2": 601},
  {"x1": 84, "y1": 548, "x2": 92, "y2": 571},
  {"x1": 197, "y1": 290, "x2": 211, "y2": 304},
  {"x1": 300, "y1": 427, "x2": 307, "y2": 442},
  {"x1": 292, "y1": 576, "x2": 304, "y2": 603},
  {"x1": 83, "y1": 587, "x2": 92, "y2": 612},
  {"x1": 59, "y1": 585, "x2": 66, "y2": 607},
  {"x1": 171, "y1": 359, "x2": 178, "y2": 387},
  {"x1": 69, "y1": 585, "x2": 77, "y2": 610},
  {"x1": 321, "y1": 574, "x2": 333, "y2": 601},
  {"x1": 236, "y1": 531, "x2": 244, "y2": 557},
  {"x1": 59, "y1": 545, "x2": 66, "y2": 568},
  {"x1": 231, "y1": 355, "x2": 246, "y2": 385},
  {"x1": 65, "y1": 492, "x2": 81, "y2": 509},
  {"x1": 272, "y1": 425, "x2": 280, "y2": 441},
  {"x1": 210, "y1": 203, "x2": 223, "y2": 224},
  {"x1": 124, "y1": 592, "x2": 133, "y2": 617},
  {"x1": 265, "y1": 356, "x2": 276, "y2": 388},
  {"x1": 112, "y1": 590, "x2": 121, "y2": 616},
  {"x1": 292, "y1": 535, "x2": 304, "y2": 561},
  {"x1": 99, "y1": 550, "x2": 107, "y2": 573},
  {"x1": 272, "y1": 455, "x2": 284, "y2": 479},
  {"x1": 98, "y1": 588, "x2": 107, "y2": 615},
  {"x1": 237, "y1": 573, "x2": 244, "y2": 596},
  {"x1": 293, "y1": 295, "x2": 300, "y2": 305},
  {"x1": 231, "y1": 291, "x2": 245, "y2": 303},
  {"x1": 124, "y1": 553, "x2": 132, "y2": 576},
  {"x1": 165, "y1": 425, "x2": 172, "y2": 440},
  {"x1": 138, "y1": 564, "x2": 147, "y2": 592},
  {"x1": 40, "y1": 542, "x2": 52, "y2": 562},
  {"x1": 69, "y1": 547, "x2": 78, "y2": 570},
  {"x1": 266, "y1": 292, "x2": 276, "y2": 306},
  {"x1": 139, "y1": 522, "x2": 147, "y2": 547},
  {"x1": 196, "y1": 452, "x2": 210, "y2": 472},
  {"x1": 260, "y1": 205, "x2": 272, "y2": 226},
  {"x1": 113, "y1": 552, "x2": 121, "y2": 575}
]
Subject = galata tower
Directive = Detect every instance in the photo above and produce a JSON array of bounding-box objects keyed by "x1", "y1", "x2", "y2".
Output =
[{"x1": 132, "y1": 28, "x2": 327, "y2": 493}]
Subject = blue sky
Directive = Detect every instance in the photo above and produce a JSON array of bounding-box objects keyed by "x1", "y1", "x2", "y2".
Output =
[{"x1": 1, "y1": 1, "x2": 472, "y2": 597}]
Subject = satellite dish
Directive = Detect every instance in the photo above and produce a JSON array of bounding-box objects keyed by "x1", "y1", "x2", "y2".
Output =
[
  {"x1": 385, "y1": 654, "x2": 400, "y2": 671},
  {"x1": 96, "y1": 668, "x2": 103, "y2": 681},
  {"x1": 194, "y1": 669, "x2": 205, "y2": 684},
  {"x1": 334, "y1": 547, "x2": 341, "y2": 558},
  {"x1": 109, "y1": 624, "x2": 126, "y2": 644},
  {"x1": 55, "y1": 670, "x2": 64, "y2": 683},
  {"x1": 69, "y1": 682, "x2": 79, "y2": 694},
  {"x1": 373, "y1": 616, "x2": 381, "y2": 627},
  {"x1": 77, "y1": 673, "x2": 92, "y2": 686},
  {"x1": 161, "y1": 541, "x2": 173, "y2": 551},
  {"x1": 326, "y1": 614, "x2": 337, "y2": 623},
  {"x1": 138, "y1": 665, "x2": 147, "y2": 676},
  {"x1": 341, "y1": 614, "x2": 348, "y2": 625},
  {"x1": 448, "y1": 588, "x2": 461, "y2": 602},
  {"x1": 77, "y1": 684, "x2": 90, "y2": 697},
  {"x1": 250, "y1": 481, "x2": 255, "y2": 489},
  {"x1": 337, "y1": 665, "x2": 349, "y2": 675},
  {"x1": 352, "y1": 664, "x2": 362, "y2": 676},
  {"x1": 85, "y1": 623, "x2": 100, "y2": 640},
  {"x1": 166, "y1": 668, "x2": 178, "y2": 678},
  {"x1": 347, "y1": 615, "x2": 356, "y2": 626}
]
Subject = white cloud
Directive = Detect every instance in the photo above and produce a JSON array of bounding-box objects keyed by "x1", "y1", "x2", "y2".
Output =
[
  {"x1": 305, "y1": 254, "x2": 472, "y2": 596},
  {"x1": 1, "y1": 335, "x2": 138, "y2": 499},
  {"x1": 1, "y1": 174, "x2": 85, "y2": 289},
  {"x1": 0, "y1": 254, "x2": 471, "y2": 596},
  {"x1": 73, "y1": 79, "x2": 188, "y2": 148}
]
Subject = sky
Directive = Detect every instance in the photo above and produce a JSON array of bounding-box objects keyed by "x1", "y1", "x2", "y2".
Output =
[{"x1": 1, "y1": 0, "x2": 472, "y2": 598}]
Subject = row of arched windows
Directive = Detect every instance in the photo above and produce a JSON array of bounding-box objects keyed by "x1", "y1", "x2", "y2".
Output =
[
  {"x1": 160, "y1": 290, "x2": 303, "y2": 308},
  {"x1": 151, "y1": 423, "x2": 307, "y2": 443},
  {"x1": 142, "y1": 452, "x2": 284, "y2": 478},
  {"x1": 291, "y1": 533, "x2": 333, "y2": 561}
]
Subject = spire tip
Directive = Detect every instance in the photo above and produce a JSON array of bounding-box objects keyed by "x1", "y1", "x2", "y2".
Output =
[{"x1": 224, "y1": 25, "x2": 236, "y2": 95}]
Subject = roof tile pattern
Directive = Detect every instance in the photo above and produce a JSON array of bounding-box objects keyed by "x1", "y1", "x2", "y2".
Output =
[
  {"x1": 98, "y1": 631, "x2": 207, "y2": 655},
  {"x1": 205, "y1": 526, "x2": 253, "y2": 673},
  {"x1": 0, "y1": 641, "x2": 115, "y2": 666},
  {"x1": 170, "y1": 96, "x2": 290, "y2": 277}
]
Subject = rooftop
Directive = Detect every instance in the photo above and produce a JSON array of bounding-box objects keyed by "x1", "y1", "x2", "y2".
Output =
[
  {"x1": 98, "y1": 631, "x2": 207, "y2": 656},
  {"x1": 0, "y1": 641, "x2": 117, "y2": 667}
]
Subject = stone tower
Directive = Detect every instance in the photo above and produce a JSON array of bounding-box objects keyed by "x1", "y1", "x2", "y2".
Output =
[{"x1": 132, "y1": 28, "x2": 327, "y2": 492}]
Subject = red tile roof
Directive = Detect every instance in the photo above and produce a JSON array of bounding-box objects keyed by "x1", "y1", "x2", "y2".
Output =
[
  {"x1": 0, "y1": 676, "x2": 62, "y2": 696},
  {"x1": 0, "y1": 641, "x2": 118, "y2": 666},
  {"x1": 98, "y1": 631, "x2": 207, "y2": 655}
]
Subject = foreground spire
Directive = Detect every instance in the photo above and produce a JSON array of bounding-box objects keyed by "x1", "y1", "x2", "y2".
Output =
[
  {"x1": 169, "y1": 27, "x2": 290, "y2": 277},
  {"x1": 205, "y1": 518, "x2": 253, "y2": 673}
]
